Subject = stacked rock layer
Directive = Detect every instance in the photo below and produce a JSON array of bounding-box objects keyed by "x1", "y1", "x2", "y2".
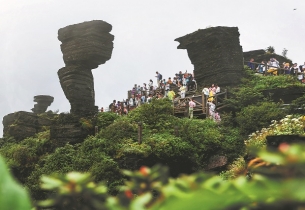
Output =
[
  {"x1": 57, "y1": 20, "x2": 114, "y2": 115},
  {"x1": 31, "y1": 95, "x2": 54, "y2": 114},
  {"x1": 175, "y1": 27, "x2": 243, "y2": 87}
]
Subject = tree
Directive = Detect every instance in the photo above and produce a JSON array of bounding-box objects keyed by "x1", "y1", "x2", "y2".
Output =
[
  {"x1": 266, "y1": 46, "x2": 275, "y2": 54},
  {"x1": 282, "y1": 48, "x2": 288, "y2": 58}
]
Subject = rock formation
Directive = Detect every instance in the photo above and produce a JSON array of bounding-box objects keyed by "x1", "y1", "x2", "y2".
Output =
[
  {"x1": 243, "y1": 49, "x2": 292, "y2": 65},
  {"x1": 175, "y1": 27, "x2": 244, "y2": 87},
  {"x1": 2, "y1": 111, "x2": 55, "y2": 141},
  {"x1": 31, "y1": 95, "x2": 54, "y2": 114},
  {"x1": 57, "y1": 20, "x2": 114, "y2": 115}
]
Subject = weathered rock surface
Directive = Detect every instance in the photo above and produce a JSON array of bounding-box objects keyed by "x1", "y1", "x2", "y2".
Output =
[
  {"x1": 58, "y1": 20, "x2": 114, "y2": 69},
  {"x1": 57, "y1": 20, "x2": 114, "y2": 116},
  {"x1": 31, "y1": 95, "x2": 54, "y2": 114},
  {"x1": 2, "y1": 111, "x2": 55, "y2": 141},
  {"x1": 207, "y1": 155, "x2": 228, "y2": 170},
  {"x1": 243, "y1": 49, "x2": 292, "y2": 65},
  {"x1": 175, "y1": 27, "x2": 244, "y2": 87},
  {"x1": 50, "y1": 114, "x2": 94, "y2": 145},
  {"x1": 57, "y1": 66, "x2": 95, "y2": 114}
]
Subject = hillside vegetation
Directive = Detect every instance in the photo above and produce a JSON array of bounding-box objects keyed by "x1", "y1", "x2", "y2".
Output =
[{"x1": 1, "y1": 67, "x2": 305, "y2": 207}]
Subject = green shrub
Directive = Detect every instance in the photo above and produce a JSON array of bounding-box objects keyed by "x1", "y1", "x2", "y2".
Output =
[
  {"x1": 99, "y1": 118, "x2": 138, "y2": 145},
  {"x1": 236, "y1": 101, "x2": 287, "y2": 136},
  {"x1": 97, "y1": 112, "x2": 119, "y2": 130},
  {"x1": 128, "y1": 98, "x2": 175, "y2": 131},
  {"x1": 145, "y1": 133, "x2": 194, "y2": 159}
]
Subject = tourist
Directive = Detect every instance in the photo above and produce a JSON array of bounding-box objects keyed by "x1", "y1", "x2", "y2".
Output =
[
  {"x1": 296, "y1": 63, "x2": 304, "y2": 82},
  {"x1": 290, "y1": 63, "x2": 298, "y2": 76},
  {"x1": 247, "y1": 58, "x2": 255, "y2": 70},
  {"x1": 100, "y1": 107, "x2": 104, "y2": 112},
  {"x1": 155, "y1": 71, "x2": 162, "y2": 87},
  {"x1": 142, "y1": 83, "x2": 148, "y2": 96},
  {"x1": 141, "y1": 95, "x2": 146, "y2": 103},
  {"x1": 189, "y1": 98, "x2": 196, "y2": 119},
  {"x1": 182, "y1": 76, "x2": 187, "y2": 87},
  {"x1": 136, "y1": 96, "x2": 142, "y2": 107},
  {"x1": 180, "y1": 85, "x2": 186, "y2": 99},
  {"x1": 188, "y1": 77, "x2": 196, "y2": 91},
  {"x1": 215, "y1": 84, "x2": 220, "y2": 94},
  {"x1": 125, "y1": 98, "x2": 130, "y2": 110},
  {"x1": 167, "y1": 77, "x2": 172, "y2": 84},
  {"x1": 148, "y1": 79, "x2": 153, "y2": 89},
  {"x1": 209, "y1": 84, "x2": 216, "y2": 95},
  {"x1": 267, "y1": 58, "x2": 280, "y2": 75},
  {"x1": 283, "y1": 62, "x2": 290, "y2": 75},
  {"x1": 256, "y1": 61, "x2": 266, "y2": 74},
  {"x1": 165, "y1": 81, "x2": 170, "y2": 97},
  {"x1": 147, "y1": 94, "x2": 152, "y2": 104},
  {"x1": 207, "y1": 100, "x2": 216, "y2": 120},
  {"x1": 129, "y1": 95, "x2": 135, "y2": 107},
  {"x1": 202, "y1": 87, "x2": 209, "y2": 96},
  {"x1": 149, "y1": 86, "x2": 154, "y2": 96},
  {"x1": 117, "y1": 101, "x2": 122, "y2": 115},
  {"x1": 168, "y1": 90, "x2": 176, "y2": 101},
  {"x1": 172, "y1": 77, "x2": 177, "y2": 85},
  {"x1": 110, "y1": 100, "x2": 116, "y2": 112},
  {"x1": 214, "y1": 112, "x2": 221, "y2": 123}
]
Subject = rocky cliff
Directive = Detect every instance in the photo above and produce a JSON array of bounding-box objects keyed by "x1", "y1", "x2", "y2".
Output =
[{"x1": 175, "y1": 27, "x2": 244, "y2": 87}]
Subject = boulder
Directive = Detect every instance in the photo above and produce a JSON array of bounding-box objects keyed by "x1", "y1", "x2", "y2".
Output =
[{"x1": 207, "y1": 155, "x2": 228, "y2": 170}]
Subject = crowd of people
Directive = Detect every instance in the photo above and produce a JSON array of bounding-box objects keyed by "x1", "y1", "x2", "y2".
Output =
[
  {"x1": 102, "y1": 70, "x2": 196, "y2": 113},
  {"x1": 101, "y1": 70, "x2": 221, "y2": 122},
  {"x1": 248, "y1": 58, "x2": 305, "y2": 82},
  {"x1": 201, "y1": 84, "x2": 221, "y2": 122}
]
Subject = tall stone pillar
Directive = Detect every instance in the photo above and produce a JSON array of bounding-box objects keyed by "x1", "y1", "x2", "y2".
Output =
[
  {"x1": 57, "y1": 20, "x2": 114, "y2": 116},
  {"x1": 175, "y1": 27, "x2": 243, "y2": 87}
]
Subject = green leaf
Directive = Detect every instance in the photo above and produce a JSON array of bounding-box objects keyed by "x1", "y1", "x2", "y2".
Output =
[{"x1": 0, "y1": 156, "x2": 32, "y2": 210}]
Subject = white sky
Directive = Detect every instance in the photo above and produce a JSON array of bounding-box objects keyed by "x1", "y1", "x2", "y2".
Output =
[{"x1": 0, "y1": 0, "x2": 304, "y2": 137}]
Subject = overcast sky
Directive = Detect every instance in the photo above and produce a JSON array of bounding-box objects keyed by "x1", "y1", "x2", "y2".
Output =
[{"x1": 1, "y1": 0, "x2": 304, "y2": 137}]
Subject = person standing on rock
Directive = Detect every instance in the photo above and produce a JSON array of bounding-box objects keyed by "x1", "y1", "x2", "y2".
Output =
[{"x1": 189, "y1": 98, "x2": 196, "y2": 119}]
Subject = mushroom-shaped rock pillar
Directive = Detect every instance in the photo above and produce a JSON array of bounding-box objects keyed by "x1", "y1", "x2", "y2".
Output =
[
  {"x1": 175, "y1": 27, "x2": 243, "y2": 87},
  {"x1": 31, "y1": 95, "x2": 54, "y2": 114},
  {"x1": 57, "y1": 20, "x2": 114, "y2": 116}
]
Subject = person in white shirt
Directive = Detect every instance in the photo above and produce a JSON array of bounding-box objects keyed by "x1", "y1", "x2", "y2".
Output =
[
  {"x1": 207, "y1": 101, "x2": 216, "y2": 120},
  {"x1": 202, "y1": 87, "x2": 209, "y2": 96},
  {"x1": 180, "y1": 85, "x2": 186, "y2": 98},
  {"x1": 165, "y1": 83, "x2": 170, "y2": 97},
  {"x1": 215, "y1": 84, "x2": 220, "y2": 94},
  {"x1": 148, "y1": 79, "x2": 153, "y2": 89},
  {"x1": 267, "y1": 58, "x2": 280, "y2": 75},
  {"x1": 296, "y1": 63, "x2": 304, "y2": 81}
]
